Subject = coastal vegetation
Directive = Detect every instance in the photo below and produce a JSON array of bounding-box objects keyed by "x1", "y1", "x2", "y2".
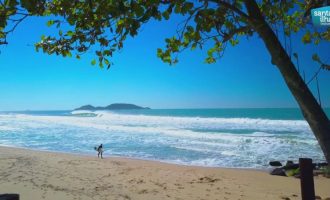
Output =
[
  {"x1": 74, "y1": 103, "x2": 150, "y2": 110},
  {"x1": 0, "y1": 0, "x2": 330, "y2": 163}
]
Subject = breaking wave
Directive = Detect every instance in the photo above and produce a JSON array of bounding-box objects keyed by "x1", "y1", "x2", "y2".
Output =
[{"x1": 0, "y1": 110, "x2": 324, "y2": 168}]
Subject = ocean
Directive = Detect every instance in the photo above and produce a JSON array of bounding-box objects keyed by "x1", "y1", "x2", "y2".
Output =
[{"x1": 0, "y1": 108, "x2": 329, "y2": 169}]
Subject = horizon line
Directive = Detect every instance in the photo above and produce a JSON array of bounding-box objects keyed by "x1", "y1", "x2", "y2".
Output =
[{"x1": 2, "y1": 107, "x2": 330, "y2": 112}]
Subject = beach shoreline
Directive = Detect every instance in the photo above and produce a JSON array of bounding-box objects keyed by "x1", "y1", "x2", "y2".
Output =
[
  {"x1": 0, "y1": 144, "x2": 269, "y2": 172},
  {"x1": 0, "y1": 109, "x2": 326, "y2": 169},
  {"x1": 1, "y1": 146, "x2": 330, "y2": 200}
]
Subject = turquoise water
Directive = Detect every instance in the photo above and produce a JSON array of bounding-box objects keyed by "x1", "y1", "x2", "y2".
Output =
[
  {"x1": 110, "y1": 108, "x2": 330, "y2": 120},
  {"x1": 4, "y1": 108, "x2": 329, "y2": 119},
  {"x1": 0, "y1": 108, "x2": 328, "y2": 168}
]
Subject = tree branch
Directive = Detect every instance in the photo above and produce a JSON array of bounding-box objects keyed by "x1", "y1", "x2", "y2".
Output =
[
  {"x1": 223, "y1": 25, "x2": 251, "y2": 42},
  {"x1": 208, "y1": 0, "x2": 252, "y2": 21},
  {"x1": 5, "y1": 15, "x2": 29, "y2": 34}
]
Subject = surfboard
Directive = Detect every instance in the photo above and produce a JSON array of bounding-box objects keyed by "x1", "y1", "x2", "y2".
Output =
[{"x1": 94, "y1": 146, "x2": 104, "y2": 152}]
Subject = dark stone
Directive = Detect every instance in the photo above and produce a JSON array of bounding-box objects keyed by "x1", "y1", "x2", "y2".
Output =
[
  {"x1": 269, "y1": 161, "x2": 282, "y2": 167},
  {"x1": 313, "y1": 162, "x2": 328, "y2": 169},
  {"x1": 270, "y1": 168, "x2": 287, "y2": 176},
  {"x1": 286, "y1": 160, "x2": 294, "y2": 166},
  {"x1": 282, "y1": 162, "x2": 328, "y2": 171},
  {"x1": 0, "y1": 194, "x2": 19, "y2": 200}
]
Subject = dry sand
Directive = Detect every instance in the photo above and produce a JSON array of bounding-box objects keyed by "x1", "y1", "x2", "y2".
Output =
[{"x1": 0, "y1": 146, "x2": 329, "y2": 200}]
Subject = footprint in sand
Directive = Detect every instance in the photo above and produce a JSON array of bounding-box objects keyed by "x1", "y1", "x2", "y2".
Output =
[
  {"x1": 138, "y1": 189, "x2": 148, "y2": 194},
  {"x1": 195, "y1": 176, "x2": 220, "y2": 183}
]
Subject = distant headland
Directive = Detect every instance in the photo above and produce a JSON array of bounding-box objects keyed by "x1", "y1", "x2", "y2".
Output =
[{"x1": 74, "y1": 103, "x2": 150, "y2": 111}]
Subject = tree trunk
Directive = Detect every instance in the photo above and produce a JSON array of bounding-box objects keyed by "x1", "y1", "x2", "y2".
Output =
[{"x1": 244, "y1": 0, "x2": 330, "y2": 164}]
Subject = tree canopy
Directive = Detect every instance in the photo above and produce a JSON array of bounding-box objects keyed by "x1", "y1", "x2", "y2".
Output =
[{"x1": 0, "y1": 0, "x2": 329, "y2": 68}]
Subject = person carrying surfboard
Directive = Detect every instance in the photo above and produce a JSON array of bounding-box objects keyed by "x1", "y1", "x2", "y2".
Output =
[{"x1": 96, "y1": 144, "x2": 103, "y2": 159}]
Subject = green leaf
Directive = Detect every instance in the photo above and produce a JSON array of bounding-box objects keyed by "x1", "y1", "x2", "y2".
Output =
[
  {"x1": 0, "y1": 16, "x2": 7, "y2": 30},
  {"x1": 135, "y1": 4, "x2": 144, "y2": 17},
  {"x1": 117, "y1": 19, "x2": 125, "y2": 26},
  {"x1": 229, "y1": 39, "x2": 239, "y2": 46},
  {"x1": 157, "y1": 48, "x2": 163, "y2": 57},
  {"x1": 20, "y1": 0, "x2": 34, "y2": 12},
  {"x1": 66, "y1": 51, "x2": 72, "y2": 57},
  {"x1": 47, "y1": 20, "x2": 54, "y2": 27},
  {"x1": 67, "y1": 31, "x2": 74, "y2": 37},
  {"x1": 162, "y1": 11, "x2": 170, "y2": 20},
  {"x1": 7, "y1": 0, "x2": 18, "y2": 7},
  {"x1": 96, "y1": 51, "x2": 102, "y2": 56},
  {"x1": 0, "y1": 31, "x2": 5, "y2": 38},
  {"x1": 302, "y1": 31, "x2": 311, "y2": 44},
  {"x1": 91, "y1": 59, "x2": 96, "y2": 66},
  {"x1": 174, "y1": 5, "x2": 181, "y2": 14},
  {"x1": 312, "y1": 54, "x2": 321, "y2": 63},
  {"x1": 205, "y1": 57, "x2": 216, "y2": 64},
  {"x1": 191, "y1": 43, "x2": 197, "y2": 50},
  {"x1": 182, "y1": 2, "x2": 193, "y2": 13},
  {"x1": 104, "y1": 58, "x2": 110, "y2": 65}
]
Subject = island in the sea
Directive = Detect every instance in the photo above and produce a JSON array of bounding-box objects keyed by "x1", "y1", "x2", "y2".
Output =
[{"x1": 74, "y1": 103, "x2": 150, "y2": 110}]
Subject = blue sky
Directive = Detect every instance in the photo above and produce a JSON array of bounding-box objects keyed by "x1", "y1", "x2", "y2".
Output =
[{"x1": 0, "y1": 16, "x2": 329, "y2": 111}]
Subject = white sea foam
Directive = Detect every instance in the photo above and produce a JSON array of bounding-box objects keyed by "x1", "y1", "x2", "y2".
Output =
[
  {"x1": 0, "y1": 125, "x2": 21, "y2": 131},
  {"x1": 71, "y1": 110, "x2": 94, "y2": 115},
  {"x1": 4, "y1": 113, "x2": 313, "y2": 141},
  {"x1": 49, "y1": 111, "x2": 310, "y2": 134},
  {"x1": 0, "y1": 112, "x2": 324, "y2": 168}
]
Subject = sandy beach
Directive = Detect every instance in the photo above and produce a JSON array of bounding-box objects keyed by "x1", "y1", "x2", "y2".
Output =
[{"x1": 0, "y1": 146, "x2": 329, "y2": 200}]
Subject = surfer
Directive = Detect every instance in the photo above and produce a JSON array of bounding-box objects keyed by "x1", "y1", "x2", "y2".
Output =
[{"x1": 96, "y1": 144, "x2": 103, "y2": 159}]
